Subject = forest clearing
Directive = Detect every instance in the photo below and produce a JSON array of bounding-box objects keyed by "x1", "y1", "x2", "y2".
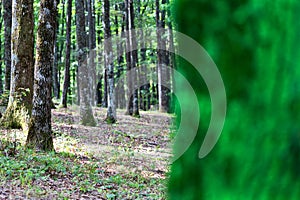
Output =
[{"x1": 0, "y1": 107, "x2": 171, "y2": 199}]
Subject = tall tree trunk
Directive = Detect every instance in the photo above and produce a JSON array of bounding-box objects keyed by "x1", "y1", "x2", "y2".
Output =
[
  {"x1": 96, "y1": 12, "x2": 103, "y2": 106},
  {"x1": 102, "y1": 68, "x2": 108, "y2": 107},
  {"x1": 88, "y1": 0, "x2": 97, "y2": 106},
  {"x1": 52, "y1": 0, "x2": 62, "y2": 99},
  {"x1": 115, "y1": 3, "x2": 125, "y2": 109},
  {"x1": 124, "y1": 0, "x2": 133, "y2": 115},
  {"x1": 61, "y1": 0, "x2": 72, "y2": 108},
  {"x1": 156, "y1": 0, "x2": 170, "y2": 112},
  {"x1": 3, "y1": 0, "x2": 12, "y2": 92},
  {"x1": 26, "y1": 0, "x2": 57, "y2": 151},
  {"x1": 0, "y1": 2, "x2": 3, "y2": 95},
  {"x1": 75, "y1": 0, "x2": 96, "y2": 126},
  {"x1": 103, "y1": 0, "x2": 116, "y2": 123},
  {"x1": 166, "y1": 0, "x2": 175, "y2": 113},
  {"x1": 137, "y1": 0, "x2": 150, "y2": 111},
  {"x1": 1, "y1": 0, "x2": 34, "y2": 132},
  {"x1": 129, "y1": 0, "x2": 139, "y2": 117}
]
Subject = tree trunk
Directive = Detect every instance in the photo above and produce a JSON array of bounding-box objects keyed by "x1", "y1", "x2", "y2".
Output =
[
  {"x1": 88, "y1": 0, "x2": 97, "y2": 106},
  {"x1": 129, "y1": 0, "x2": 139, "y2": 117},
  {"x1": 0, "y1": 2, "x2": 3, "y2": 95},
  {"x1": 96, "y1": 8, "x2": 103, "y2": 106},
  {"x1": 102, "y1": 68, "x2": 108, "y2": 107},
  {"x1": 115, "y1": 3, "x2": 126, "y2": 109},
  {"x1": 124, "y1": 0, "x2": 133, "y2": 115},
  {"x1": 61, "y1": 0, "x2": 72, "y2": 108},
  {"x1": 3, "y1": 0, "x2": 12, "y2": 92},
  {"x1": 137, "y1": 0, "x2": 150, "y2": 111},
  {"x1": 52, "y1": 0, "x2": 63, "y2": 99},
  {"x1": 156, "y1": 0, "x2": 170, "y2": 112},
  {"x1": 166, "y1": 0, "x2": 175, "y2": 113},
  {"x1": 1, "y1": 0, "x2": 34, "y2": 132},
  {"x1": 75, "y1": 0, "x2": 96, "y2": 126},
  {"x1": 103, "y1": 0, "x2": 116, "y2": 123},
  {"x1": 26, "y1": 0, "x2": 57, "y2": 151}
]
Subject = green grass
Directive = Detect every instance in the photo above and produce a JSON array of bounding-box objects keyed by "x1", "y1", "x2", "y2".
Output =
[{"x1": 0, "y1": 139, "x2": 167, "y2": 199}]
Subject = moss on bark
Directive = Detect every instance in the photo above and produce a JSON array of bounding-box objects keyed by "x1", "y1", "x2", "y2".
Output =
[{"x1": 0, "y1": 88, "x2": 32, "y2": 132}]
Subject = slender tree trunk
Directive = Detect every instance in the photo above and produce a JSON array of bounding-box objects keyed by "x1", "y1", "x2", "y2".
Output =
[
  {"x1": 52, "y1": 0, "x2": 62, "y2": 99},
  {"x1": 137, "y1": 0, "x2": 150, "y2": 111},
  {"x1": 0, "y1": 4, "x2": 2, "y2": 95},
  {"x1": 96, "y1": 12, "x2": 103, "y2": 106},
  {"x1": 166, "y1": 0, "x2": 175, "y2": 113},
  {"x1": 120, "y1": 13, "x2": 126, "y2": 109},
  {"x1": 103, "y1": 0, "x2": 116, "y2": 123},
  {"x1": 102, "y1": 68, "x2": 108, "y2": 107},
  {"x1": 129, "y1": 0, "x2": 140, "y2": 117},
  {"x1": 88, "y1": 0, "x2": 97, "y2": 106},
  {"x1": 0, "y1": 2, "x2": 3, "y2": 95},
  {"x1": 96, "y1": 76, "x2": 102, "y2": 105},
  {"x1": 61, "y1": 0, "x2": 72, "y2": 108},
  {"x1": 1, "y1": 0, "x2": 34, "y2": 132},
  {"x1": 75, "y1": 0, "x2": 96, "y2": 126},
  {"x1": 3, "y1": 0, "x2": 12, "y2": 92},
  {"x1": 156, "y1": 0, "x2": 170, "y2": 112},
  {"x1": 115, "y1": 3, "x2": 125, "y2": 109},
  {"x1": 124, "y1": 0, "x2": 133, "y2": 115},
  {"x1": 26, "y1": 0, "x2": 57, "y2": 151}
]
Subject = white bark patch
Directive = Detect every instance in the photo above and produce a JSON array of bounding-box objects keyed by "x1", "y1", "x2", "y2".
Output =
[
  {"x1": 46, "y1": 22, "x2": 52, "y2": 29},
  {"x1": 12, "y1": 1, "x2": 19, "y2": 30},
  {"x1": 43, "y1": 8, "x2": 50, "y2": 16},
  {"x1": 35, "y1": 70, "x2": 46, "y2": 82},
  {"x1": 11, "y1": 53, "x2": 19, "y2": 63}
]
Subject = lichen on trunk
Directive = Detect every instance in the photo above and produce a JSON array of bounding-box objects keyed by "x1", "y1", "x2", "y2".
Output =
[{"x1": 26, "y1": 0, "x2": 57, "y2": 151}]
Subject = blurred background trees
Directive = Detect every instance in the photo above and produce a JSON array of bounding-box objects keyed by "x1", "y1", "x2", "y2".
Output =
[
  {"x1": 0, "y1": 0, "x2": 299, "y2": 198},
  {"x1": 169, "y1": 0, "x2": 300, "y2": 199}
]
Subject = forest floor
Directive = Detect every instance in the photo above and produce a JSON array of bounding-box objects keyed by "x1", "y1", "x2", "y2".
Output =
[{"x1": 0, "y1": 107, "x2": 173, "y2": 199}]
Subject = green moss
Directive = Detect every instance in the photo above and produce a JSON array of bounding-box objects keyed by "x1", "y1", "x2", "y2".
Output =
[
  {"x1": 0, "y1": 101, "x2": 30, "y2": 133},
  {"x1": 105, "y1": 116, "x2": 116, "y2": 124}
]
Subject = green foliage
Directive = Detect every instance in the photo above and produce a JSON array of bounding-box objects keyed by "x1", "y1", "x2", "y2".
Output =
[
  {"x1": 169, "y1": 0, "x2": 300, "y2": 199},
  {"x1": 0, "y1": 139, "x2": 166, "y2": 199}
]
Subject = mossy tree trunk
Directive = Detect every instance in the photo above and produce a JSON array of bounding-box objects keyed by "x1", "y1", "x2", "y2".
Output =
[
  {"x1": 1, "y1": 0, "x2": 34, "y2": 132},
  {"x1": 26, "y1": 0, "x2": 57, "y2": 151},
  {"x1": 75, "y1": 0, "x2": 96, "y2": 126}
]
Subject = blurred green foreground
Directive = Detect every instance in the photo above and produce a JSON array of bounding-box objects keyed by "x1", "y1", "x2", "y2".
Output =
[{"x1": 169, "y1": 0, "x2": 300, "y2": 199}]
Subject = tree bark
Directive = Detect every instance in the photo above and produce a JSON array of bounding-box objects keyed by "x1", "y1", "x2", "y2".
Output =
[
  {"x1": 61, "y1": 0, "x2": 72, "y2": 108},
  {"x1": 137, "y1": 0, "x2": 150, "y2": 111},
  {"x1": 129, "y1": 0, "x2": 139, "y2": 117},
  {"x1": 52, "y1": 0, "x2": 63, "y2": 99},
  {"x1": 3, "y1": 0, "x2": 12, "y2": 92},
  {"x1": 1, "y1": 0, "x2": 34, "y2": 132},
  {"x1": 103, "y1": 0, "x2": 116, "y2": 123},
  {"x1": 88, "y1": 0, "x2": 97, "y2": 106},
  {"x1": 156, "y1": 0, "x2": 170, "y2": 112},
  {"x1": 124, "y1": 0, "x2": 133, "y2": 115},
  {"x1": 0, "y1": 2, "x2": 3, "y2": 94},
  {"x1": 115, "y1": 3, "x2": 126, "y2": 109},
  {"x1": 26, "y1": 0, "x2": 57, "y2": 151},
  {"x1": 75, "y1": 0, "x2": 96, "y2": 126}
]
